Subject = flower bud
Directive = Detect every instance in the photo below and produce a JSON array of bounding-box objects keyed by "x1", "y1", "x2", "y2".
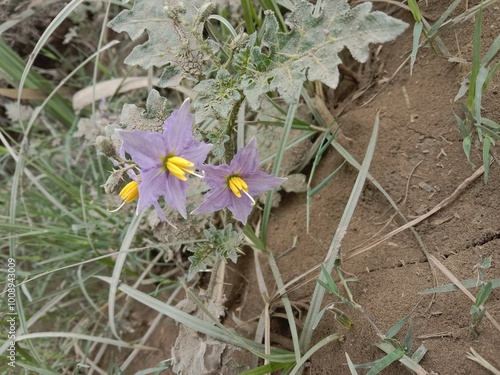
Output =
[{"x1": 95, "y1": 136, "x2": 117, "y2": 158}]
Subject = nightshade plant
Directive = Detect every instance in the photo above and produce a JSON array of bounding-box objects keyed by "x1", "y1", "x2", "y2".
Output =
[
  {"x1": 117, "y1": 99, "x2": 212, "y2": 220},
  {"x1": 192, "y1": 138, "x2": 286, "y2": 224},
  {"x1": 97, "y1": 0, "x2": 408, "y2": 371}
]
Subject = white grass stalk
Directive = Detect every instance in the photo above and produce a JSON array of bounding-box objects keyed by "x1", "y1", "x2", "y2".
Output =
[
  {"x1": 289, "y1": 334, "x2": 339, "y2": 375},
  {"x1": 300, "y1": 112, "x2": 380, "y2": 353},
  {"x1": 120, "y1": 285, "x2": 183, "y2": 371},
  {"x1": 97, "y1": 276, "x2": 295, "y2": 363},
  {"x1": 467, "y1": 347, "x2": 500, "y2": 375},
  {"x1": 108, "y1": 210, "x2": 145, "y2": 339},
  {"x1": 15, "y1": 332, "x2": 143, "y2": 349},
  {"x1": 260, "y1": 88, "x2": 303, "y2": 362},
  {"x1": 17, "y1": 0, "x2": 85, "y2": 127}
]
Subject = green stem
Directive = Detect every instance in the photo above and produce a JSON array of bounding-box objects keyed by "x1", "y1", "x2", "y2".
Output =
[{"x1": 225, "y1": 96, "x2": 245, "y2": 162}]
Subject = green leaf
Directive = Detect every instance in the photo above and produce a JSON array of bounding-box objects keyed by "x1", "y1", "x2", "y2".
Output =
[
  {"x1": 192, "y1": 68, "x2": 242, "y2": 123},
  {"x1": 187, "y1": 223, "x2": 243, "y2": 280},
  {"x1": 411, "y1": 344, "x2": 428, "y2": 363},
  {"x1": 410, "y1": 22, "x2": 423, "y2": 75},
  {"x1": 97, "y1": 276, "x2": 296, "y2": 362},
  {"x1": 483, "y1": 136, "x2": 492, "y2": 183},
  {"x1": 240, "y1": 362, "x2": 294, "y2": 375},
  {"x1": 366, "y1": 347, "x2": 405, "y2": 375},
  {"x1": 475, "y1": 281, "x2": 493, "y2": 307},
  {"x1": 239, "y1": 1, "x2": 408, "y2": 108},
  {"x1": 317, "y1": 264, "x2": 339, "y2": 294},
  {"x1": 419, "y1": 277, "x2": 500, "y2": 294},
  {"x1": 428, "y1": 0, "x2": 462, "y2": 37},
  {"x1": 119, "y1": 89, "x2": 170, "y2": 133},
  {"x1": 467, "y1": 4, "x2": 483, "y2": 111},
  {"x1": 407, "y1": 0, "x2": 422, "y2": 23},
  {"x1": 108, "y1": 0, "x2": 216, "y2": 83},
  {"x1": 462, "y1": 136, "x2": 474, "y2": 167}
]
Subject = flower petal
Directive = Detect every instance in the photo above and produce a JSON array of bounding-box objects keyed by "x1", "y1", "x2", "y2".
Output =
[
  {"x1": 230, "y1": 138, "x2": 259, "y2": 175},
  {"x1": 202, "y1": 163, "x2": 231, "y2": 187},
  {"x1": 178, "y1": 140, "x2": 212, "y2": 167},
  {"x1": 137, "y1": 168, "x2": 167, "y2": 214},
  {"x1": 152, "y1": 201, "x2": 166, "y2": 222},
  {"x1": 227, "y1": 193, "x2": 254, "y2": 225},
  {"x1": 162, "y1": 99, "x2": 195, "y2": 154},
  {"x1": 163, "y1": 173, "x2": 189, "y2": 218},
  {"x1": 244, "y1": 171, "x2": 286, "y2": 196},
  {"x1": 192, "y1": 185, "x2": 231, "y2": 215},
  {"x1": 117, "y1": 129, "x2": 165, "y2": 170}
]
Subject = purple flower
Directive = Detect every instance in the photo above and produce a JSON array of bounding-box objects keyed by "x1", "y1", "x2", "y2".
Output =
[
  {"x1": 193, "y1": 139, "x2": 286, "y2": 224},
  {"x1": 116, "y1": 99, "x2": 212, "y2": 220}
]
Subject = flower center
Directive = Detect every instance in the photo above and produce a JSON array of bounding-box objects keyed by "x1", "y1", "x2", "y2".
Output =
[
  {"x1": 119, "y1": 181, "x2": 139, "y2": 203},
  {"x1": 227, "y1": 176, "x2": 248, "y2": 198},
  {"x1": 164, "y1": 156, "x2": 195, "y2": 181}
]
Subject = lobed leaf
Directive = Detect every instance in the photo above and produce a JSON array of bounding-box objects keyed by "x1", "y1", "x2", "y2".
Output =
[
  {"x1": 108, "y1": 0, "x2": 216, "y2": 84},
  {"x1": 240, "y1": 1, "x2": 408, "y2": 108}
]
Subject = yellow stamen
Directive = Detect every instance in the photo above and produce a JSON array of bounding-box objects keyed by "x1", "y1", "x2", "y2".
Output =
[
  {"x1": 119, "y1": 181, "x2": 139, "y2": 203},
  {"x1": 228, "y1": 176, "x2": 248, "y2": 198},
  {"x1": 165, "y1": 156, "x2": 195, "y2": 181}
]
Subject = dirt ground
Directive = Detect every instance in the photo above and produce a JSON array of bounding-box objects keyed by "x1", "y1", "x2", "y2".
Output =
[
  {"x1": 117, "y1": 2, "x2": 500, "y2": 374},
  {"x1": 67, "y1": 1, "x2": 500, "y2": 374},
  {"x1": 257, "y1": 2, "x2": 500, "y2": 374}
]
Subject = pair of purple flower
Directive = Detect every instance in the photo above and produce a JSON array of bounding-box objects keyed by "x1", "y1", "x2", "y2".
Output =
[{"x1": 116, "y1": 99, "x2": 285, "y2": 225}]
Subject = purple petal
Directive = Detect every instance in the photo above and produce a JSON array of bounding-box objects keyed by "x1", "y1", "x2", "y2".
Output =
[
  {"x1": 117, "y1": 129, "x2": 165, "y2": 170},
  {"x1": 163, "y1": 173, "x2": 189, "y2": 218},
  {"x1": 137, "y1": 168, "x2": 167, "y2": 214},
  {"x1": 201, "y1": 163, "x2": 231, "y2": 187},
  {"x1": 244, "y1": 171, "x2": 286, "y2": 196},
  {"x1": 227, "y1": 193, "x2": 254, "y2": 225},
  {"x1": 178, "y1": 140, "x2": 212, "y2": 167},
  {"x1": 230, "y1": 138, "x2": 259, "y2": 175},
  {"x1": 192, "y1": 185, "x2": 231, "y2": 215},
  {"x1": 162, "y1": 99, "x2": 195, "y2": 154},
  {"x1": 152, "y1": 201, "x2": 166, "y2": 221}
]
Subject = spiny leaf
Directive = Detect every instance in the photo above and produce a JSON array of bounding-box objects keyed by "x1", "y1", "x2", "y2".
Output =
[
  {"x1": 192, "y1": 68, "x2": 242, "y2": 123},
  {"x1": 239, "y1": 1, "x2": 408, "y2": 109},
  {"x1": 119, "y1": 89, "x2": 170, "y2": 133},
  {"x1": 108, "y1": 0, "x2": 216, "y2": 84}
]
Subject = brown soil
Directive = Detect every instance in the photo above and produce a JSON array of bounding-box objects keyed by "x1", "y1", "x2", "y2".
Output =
[
  {"x1": 247, "y1": 2, "x2": 500, "y2": 374},
  {"x1": 105, "y1": 1, "x2": 500, "y2": 374},
  {"x1": 118, "y1": 2, "x2": 500, "y2": 373}
]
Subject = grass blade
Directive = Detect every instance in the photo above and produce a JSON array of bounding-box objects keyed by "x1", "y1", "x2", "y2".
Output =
[
  {"x1": 97, "y1": 276, "x2": 296, "y2": 363},
  {"x1": 418, "y1": 278, "x2": 500, "y2": 294},
  {"x1": 107, "y1": 210, "x2": 145, "y2": 339},
  {"x1": 428, "y1": 0, "x2": 462, "y2": 37},
  {"x1": 483, "y1": 136, "x2": 492, "y2": 182},
  {"x1": 410, "y1": 22, "x2": 423, "y2": 75},
  {"x1": 17, "y1": 0, "x2": 85, "y2": 128},
  {"x1": 260, "y1": 87, "x2": 300, "y2": 242},
  {"x1": 375, "y1": 341, "x2": 428, "y2": 374},
  {"x1": 346, "y1": 352, "x2": 360, "y2": 375},
  {"x1": 0, "y1": 40, "x2": 74, "y2": 125},
  {"x1": 366, "y1": 347, "x2": 405, "y2": 375},
  {"x1": 467, "y1": 5, "x2": 483, "y2": 111},
  {"x1": 241, "y1": 0, "x2": 257, "y2": 35},
  {"x1": 239, "y1": 362, "x2": 294, "y2": 375},
  {"x1": 289, "y1": 334, "x2": 339, "y2": 375},
  {"x1": 300, "y1": 112, "x2": 380, "y2": 352}
]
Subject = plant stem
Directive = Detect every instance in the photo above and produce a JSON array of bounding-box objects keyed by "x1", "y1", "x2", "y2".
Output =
[{"x1": 225, "y1": 96, "x2": 245, "y2": 162}]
